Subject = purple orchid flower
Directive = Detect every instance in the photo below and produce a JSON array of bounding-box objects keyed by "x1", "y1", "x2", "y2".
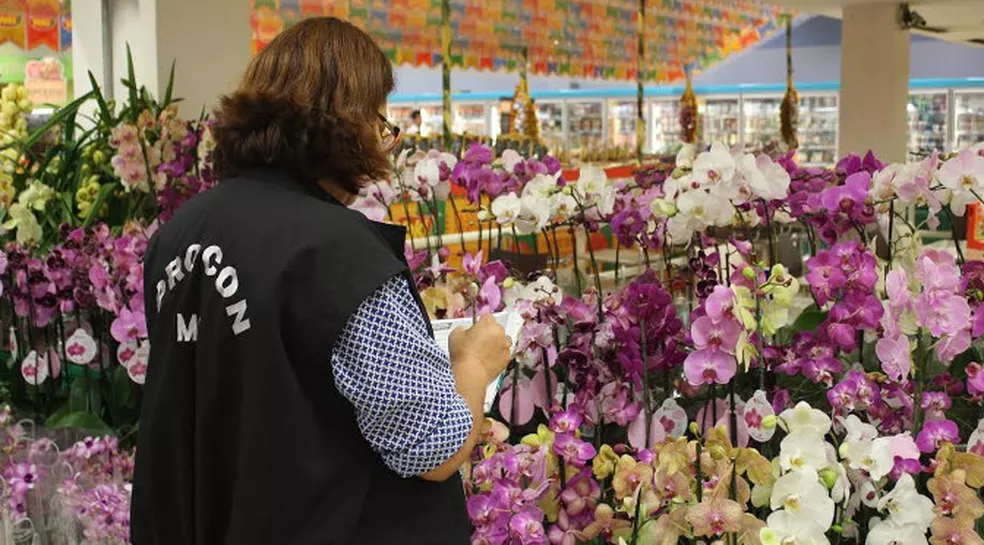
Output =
[
  {"x1": 916, "y1": 418, "x2": 960, "y2": 453},
  {"x1": 553, "y1": 433, "x2": 597, "y2": 468}
]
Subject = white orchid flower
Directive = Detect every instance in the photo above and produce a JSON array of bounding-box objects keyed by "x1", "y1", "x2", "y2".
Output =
[{"x1": 770, "y1": 467, "x2": 835, "y2": 528}]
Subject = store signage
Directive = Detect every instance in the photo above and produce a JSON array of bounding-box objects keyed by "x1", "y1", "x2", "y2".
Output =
[{"x1": 24, "y1": 57, "x2": 66, "y2": 105}]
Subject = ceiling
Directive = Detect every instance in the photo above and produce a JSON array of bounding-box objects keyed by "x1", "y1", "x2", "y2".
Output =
[{"x1": 766, "y1": 0, "x2": 984, "y2": 47}]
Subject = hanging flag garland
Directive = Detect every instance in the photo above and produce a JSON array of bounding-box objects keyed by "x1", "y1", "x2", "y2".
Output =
[{"x1": 249, "y1": 0, "x2": 788, "y2": 83}]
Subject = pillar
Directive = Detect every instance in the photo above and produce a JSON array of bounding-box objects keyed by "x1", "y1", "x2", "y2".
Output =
[
  {"x1": 72, "y1": 0, "x2": 251, "y2": 117},
  {"x1": 838, "y1": 3, "x2": 910, "y2": 163}
]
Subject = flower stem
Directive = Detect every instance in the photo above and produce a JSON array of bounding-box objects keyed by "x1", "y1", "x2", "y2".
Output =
[
  {"x1": 886, "y1": 201, "x2": 895, "y2": 278},
  {"x1": 401, "y1": 199, "x2": 417, "y2": 253},
  {"x1": 614, "y1": 241, "x2": 621, "y2": 287},
  {"x1": 695, "y1": 441, "x2": 704, "y2": 502},
  {"x1": 641, "y1": 318, "x2": 652, "y2": 447},
  {"x1": 762, "y1": 199, "x2": 776, "y2": 268},
  {"x1": 943, "y1": 205, "x2": 966, "y2": 265},
  {"x1": 570, "y1": 224, "x2": 583, "y2": 296},
  {"x1": 448, "y1": 197, "x2": 467, "y2": 255}
]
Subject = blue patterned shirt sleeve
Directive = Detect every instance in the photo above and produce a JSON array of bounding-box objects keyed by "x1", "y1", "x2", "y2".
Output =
[{"x1": 331, "y1": 274, "x2": 473, "y2": 478}]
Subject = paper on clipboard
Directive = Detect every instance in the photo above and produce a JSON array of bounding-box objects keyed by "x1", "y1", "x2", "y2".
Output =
[{"x1": 431, "y1": 310, "x2": 524, "y2": 412}]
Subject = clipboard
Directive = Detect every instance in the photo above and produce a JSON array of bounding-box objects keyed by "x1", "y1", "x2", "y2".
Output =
[{"x1": 432, "y1": 310, "x2": 523, "y2": 412}]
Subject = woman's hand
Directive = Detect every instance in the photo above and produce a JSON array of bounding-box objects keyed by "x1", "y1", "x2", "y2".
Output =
[
  {"x1": 448, "y1": 314, "x2": 510, "y2": 383},
  {"x1": 420, "y1": 315, "x2": 510, "y2": 482}
]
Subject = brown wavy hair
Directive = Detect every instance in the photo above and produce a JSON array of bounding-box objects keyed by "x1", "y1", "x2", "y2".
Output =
[{"x1": 212, "y1": 17, "x2": 394, "y2": 194}]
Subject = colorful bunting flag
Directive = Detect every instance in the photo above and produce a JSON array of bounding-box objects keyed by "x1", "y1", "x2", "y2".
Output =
[{"x1": 249, "y1": 0, "x2": 787, "y2": 83}]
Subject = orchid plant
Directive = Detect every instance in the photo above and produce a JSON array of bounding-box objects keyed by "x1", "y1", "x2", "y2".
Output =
[{"x1": 0, "y1": 51, "x2": 215, "y2": 438}]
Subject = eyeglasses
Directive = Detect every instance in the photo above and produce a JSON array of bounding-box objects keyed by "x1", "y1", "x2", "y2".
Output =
[{"x1": 379, "y1": 114, "x2": 401, "y2": 152}]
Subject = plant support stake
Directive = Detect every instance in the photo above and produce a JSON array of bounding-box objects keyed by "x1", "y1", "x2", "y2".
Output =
[{"x1": 440, "y1": 0, "x2": 452, "y2": 150}]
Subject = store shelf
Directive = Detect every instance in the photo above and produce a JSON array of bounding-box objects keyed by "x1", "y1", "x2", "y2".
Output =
[
  {"x1": 743, "y1": 97, "x2": 781, "y2": 150},
  {"x1": 536, "y1": 102, "x2": 565, "y2": 153},
  {"x1": 569, "y1": 101, "x2": 604, "y2": 153},
  {"x1": 388, "y1": 82, "x2": 983, "y2": 159},
  {"x1": 650, "y1": 101, "x2": 682, "y2": 154},
  {"x1": 954, "y1": 92, "x2": 984, "y2": 150},
  {"x1": 701, "y1": 99, "x2": 740, "y2": 147},
  {"x1": 907, "y1": 92, "x2": 947, "y2": 158},
  {"x1": 797, "y1": 95, "x2": 838, "y2": 165},
  {"x1": 453, "y1": 104, "x2": 489, "y2": 136},
  {"x1": 607, "y1": 100, "x2": 638, "y2": 149}
]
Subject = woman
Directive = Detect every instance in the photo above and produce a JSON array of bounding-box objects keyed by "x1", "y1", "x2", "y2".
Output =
[{"x1": 130, "y1": 17, "x2": 510, "y2": 545}]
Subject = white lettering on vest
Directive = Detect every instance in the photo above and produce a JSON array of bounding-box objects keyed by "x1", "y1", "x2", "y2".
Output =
[
  {"x1": 156, "y1": 280, "x2": 166, "y2": 311},
  {"x1": 156, "y1": 242, "x2": 251, "y2": 337},
  {"x1": 202, "y1": 245, "x2": 223, "y2": 276},
  {"x1": 177, "y1": 313, "x2": 199, "y2": 342},
  {"x1": 165, "y1": 257, "x2": 185, "y2": 289},
  {"x1": 184, "y1": 243, "x2": 202, "y2": 273},
  {"x1": 225, "y1": 299, "x2": 251, "y2": 335},
  {"x1": 215, "y1": 266, "x2": 239, "y2": 298}
]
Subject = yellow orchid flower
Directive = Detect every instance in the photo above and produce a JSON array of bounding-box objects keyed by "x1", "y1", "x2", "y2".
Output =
[
  {"x1": 760, "y1": 264, "x2": 801, "y2": 334},
  {"x1": 592, "y1": 444, "x2": 619, "y2": 480},
  {"x1": 3, "y1": 203, "x2": 42, "y2": 244},
  {"x1": 730, "y1": 285, "x2": 758, "y2": 331},
  {"x1": 521, "y1": 424, "x2": 555, "y2": 449}
]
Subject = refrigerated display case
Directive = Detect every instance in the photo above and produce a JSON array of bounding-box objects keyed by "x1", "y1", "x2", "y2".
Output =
[
  {"x1": 955, "y1": 91, "x2": 984, "y2": 151},
  {"x1": 650, "y1": 99, "x2": 681, "y2": 154},
  {"x1": 453, "y1": 103, "x2": 489, "y2": 136},
  {"x1": 388, "y1": 105, "x2": 418, "y2": 134},
  {"x1": 536, "y1": 101, "x2": 566, "y2": 154},
  {"x1": 742, "y1": 96, "x2": 781, "y2": 152},
  {"x1": 569, "y1": 101, "x2": 604, "y2": 153},
  {"x1": 606, "y1": 100, "x2": 637, "y2": 150},
  {"x1": 798, "y1": 94, "x2": 838, "y2": 166},
  {"x1": 907, "y1": 92, "x2": 948, "y2": 157},
  {"x1": 701, "y1": 98, "x2": 740, "y2": 147},
  {"x1": 419, "y1": 105, "x2": 445, "y2": 139}
]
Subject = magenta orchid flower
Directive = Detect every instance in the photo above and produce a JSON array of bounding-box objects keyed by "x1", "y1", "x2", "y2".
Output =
[
  {"x1": 476, "y1": 276, "x2": 503, "y2": 314},
  {"x1": 549, "y1": 406, "x2": 583, "y2": 435},
  {"x1": 462, "y1": 250, "x2": 484, "y2": 276},
  {"x1": 916, "y1": 418, "x2": 960, "y2": 453},
  {"x1": 690, "y1": 315, "x2": 741, "y2": 353},
  {"x1": 109, "y1": 306, "x2": 148, "y2": 344},
  {"x1": 876, "y1": 334, "x2": 912, "y2": 383},
  {"x1": 914, "y1": 291, "x2": 971, "y2": 338},
  {"x1": 553, "y1": 433, "x2": 597, "y2": 468},
  {"x1": 684, "y1": 348, "x2": 737, "y2": 386},
  {"x1": 967, "y1": 362, "x2": 984, "y2": 396},
  {"x1": 509, "y1": 506, "x2": 548, "y2": 545},
  {"x1": 3, "y1": 462, "x2": 39, "y2": 496}
]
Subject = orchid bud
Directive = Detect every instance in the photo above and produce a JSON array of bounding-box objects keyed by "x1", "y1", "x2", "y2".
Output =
[
  {"x1": 742, "y1": 266, "x2": 756, "y2": 280},
  {"x1": 503, "y1": 277, "x2": 515, "y2": 289},
  {"x1": 830, "y1": 524, "x2": 843, "y2": 535},
  {"x1": 689, "y1": 422, "x2": 701, "y2": 436},
  {"x1": 761, "y1": 415, "x2": 777, "y2": 430},
  {"x1": 818, "y1": 467, "x2": 839, "y2": 490},
  {"x1": 838, "y1": 442, "x2": 849, "y2": 459},
  {"x1": 477, "y1": 209, "x2": 493, "y2": 221}
]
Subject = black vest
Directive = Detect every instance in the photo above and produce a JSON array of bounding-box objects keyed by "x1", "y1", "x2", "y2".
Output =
[{"x1": 131, "y1": 170, "x2": 470, "y2": 545}]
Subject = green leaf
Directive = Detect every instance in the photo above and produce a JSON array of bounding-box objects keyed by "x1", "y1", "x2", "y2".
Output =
[
  {"x1": 792, "y1": 304, "x2": 827, "y2": 332},
  {"x1": 125, "y1": 44, "x2": 138, "y2": 118},
  {"x1": 82, "y1": 183, "x2": 118, "y2": 228},
  {"x1": 20, "y1": 91, "x2": 95, "y2": 150},
  {"x1": 87, "y1": 71, "x2": 113, "y2": 124},
  {"x1": 112, "y1": 365, "x2": 132, "y2": 410},
  {"x1": 69, "y1": 375, "x2": 89, "y2": 411},
  {"x1": 163, "y1": 60, "x2": 176, "y2": 107},
  {"x1": 45, "y1": 410, "x2": 112, "y2": 434}
]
